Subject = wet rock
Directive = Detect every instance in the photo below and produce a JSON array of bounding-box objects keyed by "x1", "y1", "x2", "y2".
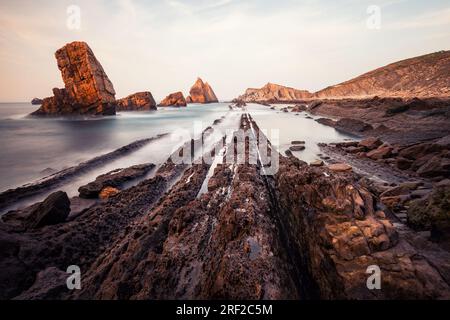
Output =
[
  {"x1": 158, "y1": 91, "x2": 187, "y2": 107},
  {"x1": 380, "y1": 181, "x2": 422, "y2": 198},
  {"x1": 289, "y1": 145, "x2": 305, "y2": 152},
  {"x1": 13, "y1": 267, "x2": 69, "y2": 300},
  {"x1": 335, "y1": 118, "x2": 373, "y2": 133},
  {"x1": 78, "y1": 163, "x2": 155, "y2": 198},
  {"x1": 417, "y1": 154, "x2": 450, "y2": 178},
  {"x1": 328, "y1": 163, "x2": 352, "y2": 172},
  {"x1": 316, "y1": 118, "x2": 336, "y2": 127},
  {"x1": 358, "y1": 137, "x2": 382, "y2": 150},
  {"x1": 396, "y1": 157, "x2": 413, "y2": 170},
  {"x1": 310, "y1": 160, "x2": 324, "y2": 167},
  {"x1": 99, "y1": 187, "x2": 120, "y2": 200},
  {"x1": 1, "y1": 191, "x2": 70, "y2": 230},
  {"x1": 407, "y1": 181, "x2": 450, "y2": 242},
  {"x1": 291, "y1": 104, "x2": 307, "y2": 112},
  {"x1": 117, "y1": 92, "x2": 157, "y2": 111},
  {"x1": 31, "y1": 98, "x2": 43, "y2": 105},
  {"x1": 186, "y1": 78, "x2": 218, "y2": 104},
  {"x1": 31, "y1": 42, "x2": 116, "y2": 116},
  {"x1": 366, "y1": 145, "x2": 393, "y2": 160}
]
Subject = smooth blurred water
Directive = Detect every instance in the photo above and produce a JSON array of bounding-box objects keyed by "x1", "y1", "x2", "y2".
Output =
[
  {"x1": 247, "y1": 104, "x2": 355, "y2": 163},
  {"x1": 0, "y1": 103, "x2": 234, "y2": 193}
]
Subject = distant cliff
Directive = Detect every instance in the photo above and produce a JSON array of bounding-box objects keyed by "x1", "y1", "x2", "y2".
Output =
[
  {"x1": 236, "y1": 51, "x2": 450, "y2": 102},
  {"x1": 237, "y1": 83, "x2": 312, "y2": 102},
  {"x1": 315, "y1": 51, "x2": 450, "y2": 99}
]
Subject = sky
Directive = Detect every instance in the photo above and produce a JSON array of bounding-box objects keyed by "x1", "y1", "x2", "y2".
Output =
[{"x1": 0, "y1": 0, "x2": 449, "y2": 102}]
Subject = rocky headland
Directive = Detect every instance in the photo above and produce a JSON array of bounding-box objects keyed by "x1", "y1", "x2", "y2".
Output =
[
  {"x1": 186, "y1": 78, "x2": 219, "y2": 104},
  {"x1": 158, "y1": 91, "x2": 187, "y2": 107},
  {"x1": 116, "y1": 92, "x2": 157, "y2": 111},
  {"x1": 31, "y1": 42, "x2": 117, "y2": 116},
  {"x1": 237, "y1": 82, "x2": 312, "y2": 103}
]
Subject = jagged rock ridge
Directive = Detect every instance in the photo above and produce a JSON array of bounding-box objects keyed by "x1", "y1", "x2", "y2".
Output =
[{"x1": 186, "y1": 78, "x2": 218, "y2": 104}]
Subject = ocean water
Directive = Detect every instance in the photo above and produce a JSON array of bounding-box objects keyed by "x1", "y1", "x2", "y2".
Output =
[
  {"x1": 0, "y1": 102, "x2": 354, "y2": 211},
  {"x1": 0, "y1": 102, "x2": 236, "y2": 193}
]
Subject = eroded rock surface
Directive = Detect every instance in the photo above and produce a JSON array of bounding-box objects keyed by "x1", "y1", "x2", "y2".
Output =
[
  {"x1": 186, "y1": 78, "x2": 218, "y2": 104},
  {"x1": 117, "y1": 92, "x2": 156, "y2": 111},
  {"x1": 159, "y1": 91, "x2": 187, "y2": 107},
  {"x1": 31, "y1": 41, "x2": 116, "y2": 116}
]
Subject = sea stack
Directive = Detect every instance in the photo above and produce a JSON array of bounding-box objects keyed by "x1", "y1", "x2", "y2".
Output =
[
  {"x1": 158, "y1": 91, "x2": 187, "y2": 107},
  {"x1": 117, "y1": 92, "x2": 157, "y2": 111},
  {"x1": 186, "y1": 77, "x2": 218, "y2": 104},
  {"x1": 31, "y1": 41, "x2": 117, "y2": 116}
]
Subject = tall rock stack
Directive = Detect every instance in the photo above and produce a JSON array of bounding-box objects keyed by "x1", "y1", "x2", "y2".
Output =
[
  {"x1": 31, "y1": 42, "x2": 117, "y2": 116},
  {"x1": 186, "y1": 78, "x2": 218, "y2": 104}
]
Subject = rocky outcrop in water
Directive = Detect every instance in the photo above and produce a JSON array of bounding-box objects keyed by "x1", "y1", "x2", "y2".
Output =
[
  {"x1": 116, "y1": 92, "x2": 156, "y2": 111},
  {"x1": 1, "y1": 191, "x2": 70, "y2": 231},
  {"x1": 78, "y1": 163, "x2": 155, "y2": 198},
  {"x1": 237, "y1": 83, "x2": 312, "y2": 103},
  {"x1": 31, "y1": 41, "x2": 117, "y2": 116},
  {"x1": 158, "y1": 91, "x2": 187, "y2": 107},
  {"x1": 31, "y1": 98, "x2": 43, "y2": 105},
  {"x1": 186, "y1": 78, "x2": 218, "y2": 104}
]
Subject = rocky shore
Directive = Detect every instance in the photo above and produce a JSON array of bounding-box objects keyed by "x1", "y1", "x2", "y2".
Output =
[{"x1": 1, "y1": 113, "x2": 449, "y2": 300}]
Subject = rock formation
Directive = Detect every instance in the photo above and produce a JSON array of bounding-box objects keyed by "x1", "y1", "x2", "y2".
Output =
[
  {"x1": 31, "y1": 98, "x2": 43, "y2": 105},
  {"x1": 116, "y1": 92, "x2": 156, "y2": 111},
  {"x1": 31, "y1": 41, "x2": 117, "y2": 116},
  {"x1": 236, "y1": 51, "x2": 450, "y2": 102},
  {"x1": 237, "y1": 82, "x2": 312, "y2": 103},
  {"x1": 314, "y1": 51, "x2": 450, "y2": 99},
  {"x1": 186, "y1": 78, "x2": 218, "y2": 104},
  {"x1": 158, "y1": 91, "x2": 187, "y2": 107}
]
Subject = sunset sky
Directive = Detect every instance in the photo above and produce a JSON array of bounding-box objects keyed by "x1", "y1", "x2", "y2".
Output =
[{"x1": 0, "y1": 0, "x2": 449, "y2": 102}]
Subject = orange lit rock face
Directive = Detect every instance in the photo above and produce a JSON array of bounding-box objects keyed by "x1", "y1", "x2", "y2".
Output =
[
  {"x1": 314, "y1": 51, "x2": 450, "y2": 99},
  {"x1": 158, "y1": 91, "x2": 187, "y2": 107},
  {"x1": 238, "y1": 82, "x2": 312, "y2": 102},
  {"x1": 186, "y1": 78, "x2": 218, "y2": 104},
  {"x1": 31, "y1": 41, "x2": 117, "y2": 116},
  {"x1": 117, "y1": 92, "x2": 156, "y2": 111}
]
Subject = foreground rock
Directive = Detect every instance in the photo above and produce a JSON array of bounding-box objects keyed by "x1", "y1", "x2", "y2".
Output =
[
  {"x1": 158, "y1": 91, "x2": 187, "y2": 107},
  {"x1": 1, "y1": 114, "x2": 449, "y2": 300},
  {"x1": 1, "y1": 191, "x2": 70, "y2": 231},
  {"x1": 78, "y1": 163, "x2": 155, "y2": 198},
  {"x1": 117, "y1": 92, "x2": 156, "y2": 111},
  {"x1": 186, "y1": 78, "x2": 218, "y2": 104},
  {"x1": 31, "y1": 41, "x2": 117, "y2": 116}
]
